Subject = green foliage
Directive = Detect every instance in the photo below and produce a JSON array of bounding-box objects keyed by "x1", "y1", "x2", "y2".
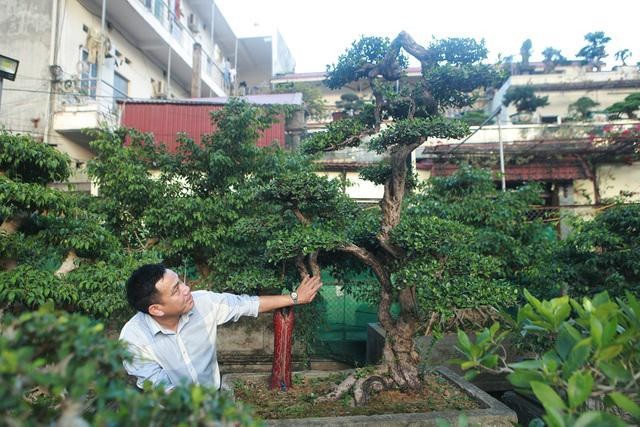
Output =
[
  {"x1": 0, "y1": 176, "x2": 71, "y2": 218},
  {"x1": 542, "y1": 47, "x2": 567, "y2": 72},
  {"x1": 86, "y1": 127, "x2": 165, "y2": 247},
  {"x1": 561, "y1": 203, "x2": 640, "y2": 298},
  {"x1": 325, "y1": 36, "x2": 408, "y2": 89},
  {"x1": 273, "y1": 81, "x2": 326, "y2": 120},
  {"x1": 605, "y1": 93, "x2": 640, "y2": 119},
  {"x1": 335, "y1": 93, "x2": 365, "y2": 115},
  {"x1": 0, "y1": 130, "x2": 71, "y2": 183},
  {"x1": 0, "y1": 252, "x2": 158, "y2": 322},
  {"x1": 402, "y1": 167, "x2": 563, "y2": 301},
  {"x1": 0, "y1": 304, "x2": 260, "y2": 426},
  {"x1": 300, "y1": 118, "x2": 365, "y2": 154},
  {"x1": 455, "y1": 291, "x2": 640, "y2": 426},
  {"x1": 502, "y1": 86, "x2": 549, "y2": 113},
  {"x1": 520, "y1": 39, "x2": 533, "y2": 66},
  {"x1": 458, "y1": 110, "x2": 492, "y2": 126},
  {"x1": 429, "y1": 38, "x2": 489, "y2": 65},
  {"x1": 368, "y1": 117, "x2": 469, "y2": 154},
  {"x1": 392, "y1": 214, "x2": 518, "y2": 317},
  {"x1": 614, "y1": 49, "x2": 632, "y2": 66},
  {"x1": 569, "y1": 97, "x2": 600, "y2": 121},
  {"x1": 577, "y1": 31, "x2": 612, "y2": 69},
  {"x1": 359, "y1": 161, "x2": 393, "y2": 185}
]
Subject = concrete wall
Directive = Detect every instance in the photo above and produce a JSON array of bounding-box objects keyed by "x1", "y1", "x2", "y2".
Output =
[
  {"x1": 0, "y1": 0, "x2": 53, "y2": 140},
  {"x1": 494, "y1": 67, "x2": 640, "y2": 122},
  {"x1": 597, "y1": 161, "x2": 640, "y2": 201}
]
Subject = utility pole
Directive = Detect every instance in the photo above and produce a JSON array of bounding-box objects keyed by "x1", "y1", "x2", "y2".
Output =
[{"x1": 498, "y1": 106, "x2": 506, "y2": 191}]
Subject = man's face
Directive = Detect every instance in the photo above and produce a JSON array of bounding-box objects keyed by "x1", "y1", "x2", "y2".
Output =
[{"x1": 152, "y1": 269, "x2": 194, "y2": 317}]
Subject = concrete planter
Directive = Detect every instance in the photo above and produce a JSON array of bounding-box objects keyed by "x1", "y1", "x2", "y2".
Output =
[{"x1": 221, "y1": 367, "x2": 517, "y2": 426}]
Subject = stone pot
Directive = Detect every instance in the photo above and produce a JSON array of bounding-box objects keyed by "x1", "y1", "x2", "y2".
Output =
[{"x1": 221, "y1": 367, "x2": 517, "y2": 426}]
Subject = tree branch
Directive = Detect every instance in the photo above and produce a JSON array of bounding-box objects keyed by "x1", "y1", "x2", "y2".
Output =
[
  {"x1": 308, "y1": 251, "x2": 321, "y2": 277},
  {"x1": 295, "y1": 255, "x2": 308, "y2": 279},
  {"x1": 292, "y1": 208, "x2": 310, "y2": 225}
]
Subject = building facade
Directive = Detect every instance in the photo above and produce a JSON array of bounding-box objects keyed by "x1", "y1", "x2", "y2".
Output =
[{"x1": 0, "y1": 0, "x2": 293, "y2": 191}]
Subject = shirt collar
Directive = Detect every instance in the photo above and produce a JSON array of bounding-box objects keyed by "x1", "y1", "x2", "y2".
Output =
[{"x1": 143, "y1": 309, "x2": 195, "y2": 335}]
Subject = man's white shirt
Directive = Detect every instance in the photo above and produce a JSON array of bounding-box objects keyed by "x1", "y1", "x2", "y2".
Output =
[{"x1": 119, "y1": 291, "x2": 259, "y2": 390}]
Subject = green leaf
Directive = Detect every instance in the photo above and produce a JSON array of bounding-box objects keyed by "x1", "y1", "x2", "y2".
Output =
[
  {"x1": 590, "y1": 316, "x2": 603, "y2": 348},
  {"x1": 508, "y1": 359, "x2": 543, "y2": 370},
  {"x1": 531, "y1": 381, "x2": 567, "y2": 411},
  {"x1": 598, "y1": 361, "x2": 632, "y2": 383},
  {"x1": 542, "y1": 406, "x2": 566, "y2": 427},
  {"x1": 457, "y1": 329, "x2": 472, "y2": 353},
  {"x1": 507, "y1": 370, "x2": 545, "y2": 389},
  {"x1": 608, "y1": 392, "x2": 640, "y2": 420},
  {"x1": 567, "y1": 371, "x2": 593, "y2": 409},
  {"x1": 563, "y1": 338, "x2": 591, "y2": 375},
  {"x1": 596, "y1": 345, "x2": 623, "y2": 362}
]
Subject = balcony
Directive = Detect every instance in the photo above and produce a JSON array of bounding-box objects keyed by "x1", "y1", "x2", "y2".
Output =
[
  {"x1": 78, "y1": 0, "x2": 237, "y2": 96},
  {"x1": 52, "y1": 78, "x2": 121, "y2": 147}
]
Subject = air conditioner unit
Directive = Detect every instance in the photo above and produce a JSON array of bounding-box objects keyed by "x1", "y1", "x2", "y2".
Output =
[
  {"x1": 151, "y1": 79, "x2": 166, "y2": 98},
  {"x1": 187, "y1": 14, "x2": 199, "y2": 33}
]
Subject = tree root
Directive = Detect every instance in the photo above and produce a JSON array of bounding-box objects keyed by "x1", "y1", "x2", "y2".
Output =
[{"x1": 317, "y1": 368, "x2": 395, "y2": 406}]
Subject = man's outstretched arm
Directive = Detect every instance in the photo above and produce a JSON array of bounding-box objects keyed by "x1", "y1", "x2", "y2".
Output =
[{"x1": 258, "y1": 275, "x2": 322, "y2": 313}]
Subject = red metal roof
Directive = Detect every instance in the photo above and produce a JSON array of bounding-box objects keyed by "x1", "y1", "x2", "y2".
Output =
[{"x1": 119, "y1": 102, "x2": 286, "y2": 152}]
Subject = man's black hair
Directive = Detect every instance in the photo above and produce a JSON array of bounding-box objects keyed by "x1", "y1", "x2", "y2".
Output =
[{"x1": 126, "y1": 264, "x2": 166, "y2": 314}]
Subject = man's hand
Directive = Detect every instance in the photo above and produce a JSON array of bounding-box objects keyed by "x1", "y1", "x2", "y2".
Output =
[{"x1": 295, "y1": 275, "x2": 323, "y2": 305}]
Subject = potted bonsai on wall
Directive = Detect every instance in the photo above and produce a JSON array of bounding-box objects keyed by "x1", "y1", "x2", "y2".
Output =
[{"x1": 502, "y1": 85, "x2": 549, "y2": 123}]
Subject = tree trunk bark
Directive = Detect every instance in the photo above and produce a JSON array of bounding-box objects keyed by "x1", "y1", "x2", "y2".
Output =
[
  {"x1": 0, "y1": 215, "x2": 25, "y2": 235},
  {"x1": 270, "y1": 307, "x2": 295, "y2": 390},
  {"x1": 55, "y1": 249, "x2": 79, "y2": 277}
]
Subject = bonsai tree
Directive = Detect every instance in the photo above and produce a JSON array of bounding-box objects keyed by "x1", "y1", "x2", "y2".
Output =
[
  {"x1": 87, "y1": 100, "x2": 335, "y2": 390},
  {"x1": 542, "y1": 47, "x2": 566, "y2": 73},
  {"x1": 519, "y1": 38, "x2": 533, "y2": 74},
  {"x1": 335, "y1": 93, "x2": 366, "y2": 116},
  {"x1": 569, "y1": 96, "x2": 600, "y2": 121},
  {"x1": 605, "y1": 93, "x2": 640, "y2": 119},
  {"x1": 277, "y1": 32, "x2": 527, "y2": 400},
  {"x1": 577, "y1": 31, "x2": 611, "y2": 71},
  {"x1": 502, "y1": 85, "x2": 549, "y2": 116},
  {"x1": 614, "y1": 48, "x2": 632, "y2": 66}
]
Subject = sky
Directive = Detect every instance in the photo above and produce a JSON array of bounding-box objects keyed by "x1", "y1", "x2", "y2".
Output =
[{"x1": 216, "y1": 0, "x2": 640, "y2": 73}]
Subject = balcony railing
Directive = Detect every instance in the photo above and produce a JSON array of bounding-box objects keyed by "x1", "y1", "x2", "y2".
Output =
[{"x1": 137, "y1": 0, "x2": 227, "y2": 94}]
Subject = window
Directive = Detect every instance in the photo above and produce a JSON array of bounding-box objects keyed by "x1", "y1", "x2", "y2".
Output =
[
  {"x1": 113, "y1": 72, "x2": 129, "y2": 101},
  {"x1": 80, "y1": 49, "x2": 98, "y2": 98}
]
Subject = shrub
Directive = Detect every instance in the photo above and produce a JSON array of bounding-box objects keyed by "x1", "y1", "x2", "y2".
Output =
[
  {"x1": 454, "y1": 290, "x2": 640, "y2": 426},
  {"x1": 0, "y1": 303, "x2": 261, "y2": 426}
]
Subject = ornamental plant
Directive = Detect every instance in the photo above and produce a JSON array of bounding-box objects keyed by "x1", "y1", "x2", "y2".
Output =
[
  {"x1": 0, "y1": 130, "x2": 153, "y2": 323},
  {"x1": 560, "y1": 203, "x2": 640, "y2": 299},
  {"x1": 273, "y1": 32, "x2": 522, "y2": 402},
  {"x1": 502, "y1": 85, "x2": 549, "y2": 114},
  {"x1": 0, "y1": 303, "x2": 260, "y2": 426},
  {"x1": 86, "y1": 101, "x2": 337, "y2": 390},
  {"x1": 455, "y1": 290, "x2": 640, "y2": 426}
]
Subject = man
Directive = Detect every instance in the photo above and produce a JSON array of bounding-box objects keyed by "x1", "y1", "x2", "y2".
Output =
[{"x1": 119, "y1": 263, "x2": 322, "y2": 391}]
